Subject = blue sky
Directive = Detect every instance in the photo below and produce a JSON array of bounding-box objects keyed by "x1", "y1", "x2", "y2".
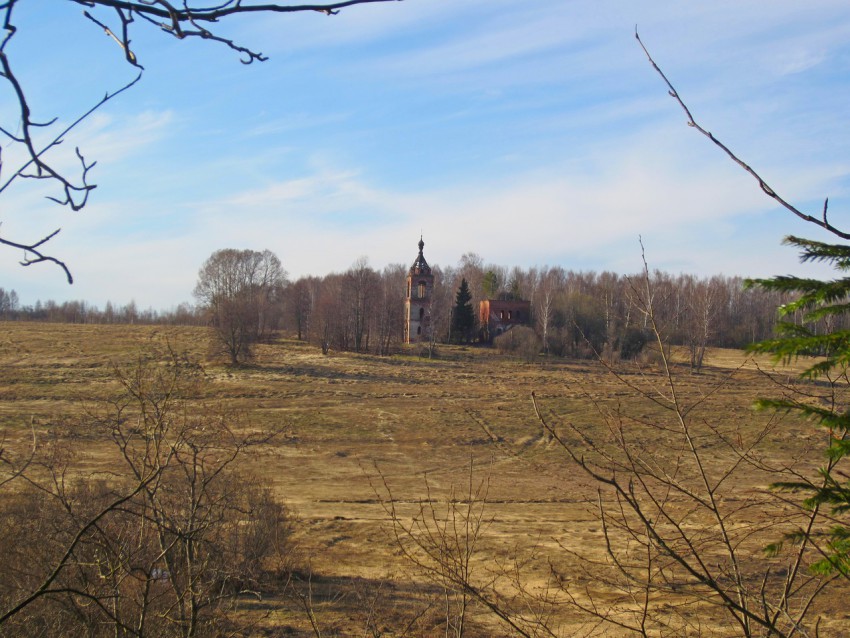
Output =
[{"x1": 2, "y1": 0, "x2": 849, "y2": 308}]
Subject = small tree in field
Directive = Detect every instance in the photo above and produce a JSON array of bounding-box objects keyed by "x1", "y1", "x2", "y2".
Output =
[
  {"x1": 451, "y1": 278, "x2": 475, "y2": 343},
  {"x1": 194, "y1": 248, "x2": 287, "y2": 365}
]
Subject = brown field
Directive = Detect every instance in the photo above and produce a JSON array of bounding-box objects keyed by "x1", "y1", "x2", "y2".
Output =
[{"x1": 0, "y1": 322, "x2": 845, "y2": 636}]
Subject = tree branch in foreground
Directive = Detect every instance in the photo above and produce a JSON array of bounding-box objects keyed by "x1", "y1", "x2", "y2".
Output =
[
  {"x1": 636, "y1": 29, "x2": 848, "y2": 241},
  {"x1": 1, "y1": 0, "x2": 401, "y2": 281}
]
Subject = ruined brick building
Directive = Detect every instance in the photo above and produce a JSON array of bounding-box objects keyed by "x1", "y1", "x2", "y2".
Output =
[
  {"x1": 403, "y1": 237, "x2": 531, "y2": 344},
  {"x1": 479, "y1": 298, "x2": 531, "y2": 341}
]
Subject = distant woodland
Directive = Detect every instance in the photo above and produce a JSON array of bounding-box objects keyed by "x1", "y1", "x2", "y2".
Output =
[{"x1": 0, "y1": 253, "x2": 830, "y2": 361}]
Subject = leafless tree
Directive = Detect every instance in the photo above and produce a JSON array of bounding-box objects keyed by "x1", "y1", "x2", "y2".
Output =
[
  {"x1": 344, "y1": 257, "x2": 380, "y2": 353},
  {"x1": 194, "y1": 248, "x2": 287, "y2": 364},
  {"x1": 0, "y1": 287, "x2": 18, "y2": 313},
  {"x1": 377, "y1": 263, "x2": 407, "y2": 355},
  {"x1": 525, "y1": 260, "x2": 839, "y2": 636},
  {"x1": 428, "y1": 264, "x2": 457, "y2": 350},
  {"x1": 375, "y1": 462, "x2": 550, "y2": 638},
  {"x1": 311, "y1": 272, "x2": 344, "y2": 354},
  {"x1": 0, "y1": 0, "x2": 400, "y2": 282},
  {"x1": 288, "y1": 265, "x2": 408, "y2": 356},
  {"x1": 534, "y1": 267, "x2": 563, "y2": 355},
  {"x1": 684, "y1": 276, "x2": 722, "y2": 372}
]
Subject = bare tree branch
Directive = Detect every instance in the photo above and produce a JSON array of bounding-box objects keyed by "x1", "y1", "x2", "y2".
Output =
[
  {"x1": 636, "y1": 28, "x2": 849, "y2": 241},
  {"x1": 0, "y1": 228, "x2": 74, "y2": 283},
  {"x1": 0, "y1": 0, "x2": 401, "y2": 281}
]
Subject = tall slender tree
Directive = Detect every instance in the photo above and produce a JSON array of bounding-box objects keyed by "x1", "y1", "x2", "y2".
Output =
[{"x1": 451, "y1": 278, "x2": 475, "y2": 343}]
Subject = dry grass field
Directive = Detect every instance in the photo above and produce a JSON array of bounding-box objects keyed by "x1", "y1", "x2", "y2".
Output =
[{"x1": 0, "y1": 321, "x2": 846, "y2": 636}]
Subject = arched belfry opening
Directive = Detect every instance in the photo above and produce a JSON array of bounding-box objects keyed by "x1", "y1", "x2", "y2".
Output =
[{"x1": 404, "y1": 237, "x2": 434, "y2": 344}]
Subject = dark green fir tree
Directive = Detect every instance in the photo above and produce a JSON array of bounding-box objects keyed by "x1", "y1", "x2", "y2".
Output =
[
  {"x1": 452, "y1": 278, "x2": 475, "y2": 343},
  {"x1": 748, "y1": 235, "x2": 850, "y2": 578}
]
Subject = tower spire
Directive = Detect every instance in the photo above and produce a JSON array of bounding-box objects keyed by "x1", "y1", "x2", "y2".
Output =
[
  {"x1": 410, "y1": 235, "x2": 430, "y2": 275},
  {"x1": 404, "y1": 235, "x2": 434, "y2": 344}
]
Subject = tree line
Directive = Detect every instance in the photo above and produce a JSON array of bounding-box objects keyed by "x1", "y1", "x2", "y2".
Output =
[
  {"x1": 0, "y1": 293, "x2": 202, "y2": 326},
  {"x1": 201, "y1": 248, "x2": 850, "y2": 367},
  {"x1": 1, "y1": 248, "x2": 835, "y2": 365}
]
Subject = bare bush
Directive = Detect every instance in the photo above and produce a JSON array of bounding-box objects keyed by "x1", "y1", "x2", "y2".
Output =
[
  {"x1": 375, "y1": 462, "x2": 558, "y2": 638},
  {"x1": 525, "y1": 266, "x2": 840, "y2": 636},
  {"x1": 495, "y1": 326, "x2": 541, "y2": 363},
  {"x1": 0, "y1": 350, "x2": 291, "y2": 637}
]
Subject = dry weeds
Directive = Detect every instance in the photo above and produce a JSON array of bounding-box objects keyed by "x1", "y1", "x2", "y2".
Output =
[{"x1": 0, "y1": 322, "x2": 839, "y2": 636}]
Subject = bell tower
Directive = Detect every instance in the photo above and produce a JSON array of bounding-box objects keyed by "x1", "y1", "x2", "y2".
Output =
[{"x1": 404, "y1": 237, "x2": 434, "y2": 344}]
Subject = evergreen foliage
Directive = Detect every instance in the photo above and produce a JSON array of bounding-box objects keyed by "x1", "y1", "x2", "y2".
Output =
[
  {"x1": 482, "y1": 271, "x2": 499, "y2": 299},
  {"x1": 452, "y1": 278, "x2": 475, "y2": 343},
  {"x1": 508, "y1": 276, "x2": 521, "y2": 300},
  {"x1": 747, "y1": 235, "x2": 850, "y2": 578},
  {"x1": 618, "y1": 326, "x2": 649, "y2": 360}
]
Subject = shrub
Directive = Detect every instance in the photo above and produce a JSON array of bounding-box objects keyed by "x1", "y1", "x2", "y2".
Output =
[
  {"x1": 0, "y1": 352, "x2": 292, "y2": 637},
  {"x1": 618, "y1": 326, "x2": 650, "y2": 360},
  {"x1": 494, "y1": 326, "x2": 541, "y2": 362}
]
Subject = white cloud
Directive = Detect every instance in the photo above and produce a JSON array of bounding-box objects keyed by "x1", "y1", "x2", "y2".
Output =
[
  {"x1": 4, "y1": 117, "x2": 842, "y2": 308},
  {"x1": 68, "y1": 110, "x2": 175, "y2": 165},
  {"x1": 0, "y1": 109, "x2": 175, "y2": 190},
  {"x1": 141, "y1": 120, "x2": 838, "y2": 290},
  {"x1": 4, "y1": 0, "x2": 850, "y2": 308}
]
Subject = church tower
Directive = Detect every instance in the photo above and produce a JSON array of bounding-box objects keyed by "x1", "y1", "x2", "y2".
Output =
[{"x1": 404, "y1": 237, "x2": 434, "y2": 344}]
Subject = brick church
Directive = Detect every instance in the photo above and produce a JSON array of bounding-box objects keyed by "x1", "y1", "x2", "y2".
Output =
[
  {"x1": 403, "y1": 238, "x2": 530, "y2": 344},
  {"x1": 404, "y1": 237, "x2": 434, "y2": 344}
]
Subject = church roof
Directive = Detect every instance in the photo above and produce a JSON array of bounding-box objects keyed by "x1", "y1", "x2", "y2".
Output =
[{"x1": 410, "y1": 237, "x2": 431, "y2": 275}]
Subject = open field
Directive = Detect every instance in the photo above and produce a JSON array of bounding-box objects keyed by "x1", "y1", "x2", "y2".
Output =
[{"x1": 0, "y1": 322, "x2": 846, "y2": 636}]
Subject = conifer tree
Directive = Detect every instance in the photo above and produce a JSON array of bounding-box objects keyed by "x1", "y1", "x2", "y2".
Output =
[
  {"x1": 747, "y1": 235, "x2": 850, "y2": 578},
  {"x1": 482, "y1": 271, "x2": 499, "y2": 299},
  {"x1": 452, "y1": 278, "x2": 475, "y2": 343}
]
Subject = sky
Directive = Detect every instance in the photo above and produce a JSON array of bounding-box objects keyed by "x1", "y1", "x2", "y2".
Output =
[{"x1": 2, "y1": 0, "x2": 849, "y2": 309}]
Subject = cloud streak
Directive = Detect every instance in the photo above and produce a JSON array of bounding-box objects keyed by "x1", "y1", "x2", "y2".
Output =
[{"x1": 2, "y1": 1, "x2": 849, "y2": 309}]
